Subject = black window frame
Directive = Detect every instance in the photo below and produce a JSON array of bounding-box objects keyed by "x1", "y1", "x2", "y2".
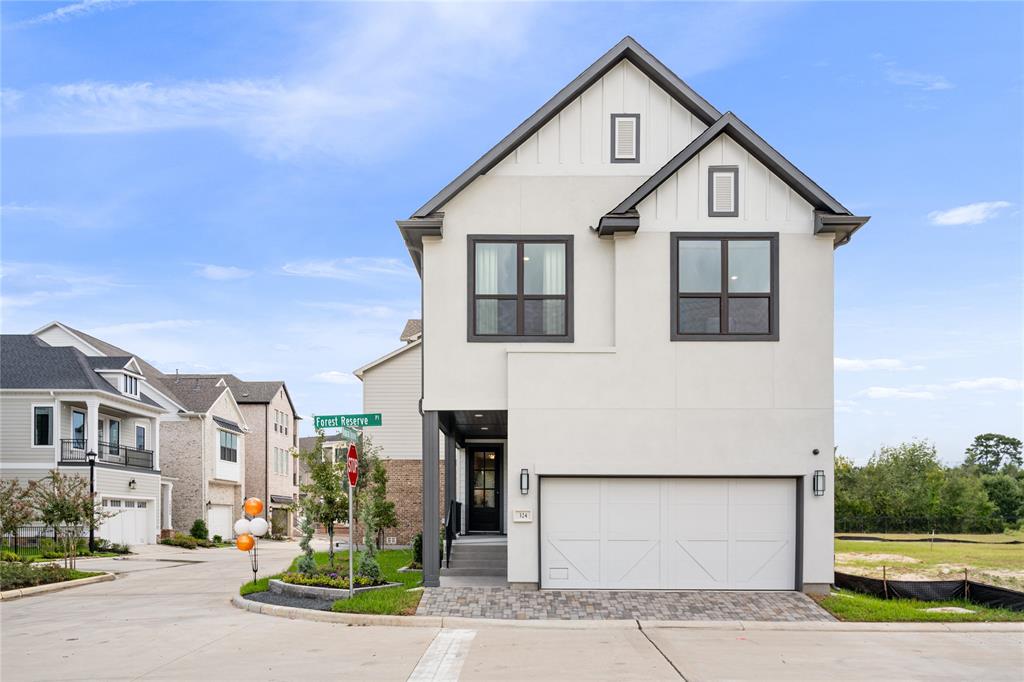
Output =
[
  {"x1": 670, "y1": 232, "x2": 779, "y2": 341},
  {"x1": 467, "y1": 235, "x2": 574, "y2": 343},
  {"x1": 33, "y1": 406, "x2": 53, "y2": 446},
  {"x1": 219, "y1": 430, "x2": 238, "y2": 462}
]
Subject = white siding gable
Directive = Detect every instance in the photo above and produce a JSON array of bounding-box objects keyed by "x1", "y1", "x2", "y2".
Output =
[
  {"x1": 491, "y1": 60, "x2": 707, "y2": 177},
  {"x1": 361, "y1": 343, "x2": 422, "y2": 460}
]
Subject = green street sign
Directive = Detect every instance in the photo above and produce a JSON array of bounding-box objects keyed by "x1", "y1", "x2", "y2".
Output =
[{"x1": 314, "y1": 413, "x2": 382, "y2": 430}]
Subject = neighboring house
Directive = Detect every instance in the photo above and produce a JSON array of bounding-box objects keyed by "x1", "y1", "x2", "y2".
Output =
[
  {"x1": 158, "y1": 375, "x2": 248, "y2": 540},
  {"x1": 397, "y1": 37, "x2": 869, "y2": 591},
  {"x1": 353, "y1": 319, "x2": 447, "y2": 545},
  {"x1": 182, "y1": 375, "x2": 300, "y2": 537},
  {"x1": 0, "y1": 334, "x2": 166, "y2": 545}
]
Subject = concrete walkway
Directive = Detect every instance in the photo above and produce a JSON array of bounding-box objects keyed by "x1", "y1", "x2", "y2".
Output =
[{"x1": 2, "y1": 542, "x2": 1021, "y2": 681}]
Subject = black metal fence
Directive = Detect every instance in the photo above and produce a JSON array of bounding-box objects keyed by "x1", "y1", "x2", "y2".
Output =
[
  {"x1": 60, "y1": 438, "x2": 155, "y2": 469},
  {"x1": 1, "y1": 526, "x2": 86, "y2": 558}
]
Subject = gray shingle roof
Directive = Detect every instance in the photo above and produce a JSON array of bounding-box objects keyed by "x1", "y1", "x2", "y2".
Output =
[
  {"x1": 0, "y1": 335, "x2": 161, "y2": 409},
  {"x1": 164, "y1": 376, "x2": 230, "y2": 413},
  {"x1": 62, "y1": 324, "x2": 181, "y2": 403},
  {"x1": 85, "y1": 356, "x2": 135, "y2": 371},
  {"x1": 400, "y1": 319, "x2": 423, "y2": 342}
]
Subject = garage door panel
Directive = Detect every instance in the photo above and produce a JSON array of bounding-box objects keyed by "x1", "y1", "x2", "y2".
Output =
[
  {"x1": 542, "y1": 477, "x2": 796, "y2": 590},
  {"x1": 208, "y1": 505, "x2": 233, "y2": 540}
]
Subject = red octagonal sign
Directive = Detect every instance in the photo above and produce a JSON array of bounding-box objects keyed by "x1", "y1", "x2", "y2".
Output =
[{"x1": 346, "y1": 443, "x2": 358, "y2": 488}]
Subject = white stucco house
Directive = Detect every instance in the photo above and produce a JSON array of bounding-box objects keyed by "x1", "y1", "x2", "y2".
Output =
[{"x1": 397, "y1": 37, "x2": 869, "y2": 592}]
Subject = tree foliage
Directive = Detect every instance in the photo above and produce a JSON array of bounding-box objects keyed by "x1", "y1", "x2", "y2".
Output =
[
  {"x1": 964, "y1": 433, "x2": 1023, "y2": 474},
  {"x1": 297, "y1": 431, "x2": 348, "y2": 567},
  {"x1": 0, "y1": 479, "x2": 36, "y2": 539},
  {"x1": 28, "y1": 470, "x2": 111, "y2": 569}
]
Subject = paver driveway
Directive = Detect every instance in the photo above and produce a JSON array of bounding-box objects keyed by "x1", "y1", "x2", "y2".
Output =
[{"x1": 2, "y1": 542, "x2": 1021, "y2": 681}]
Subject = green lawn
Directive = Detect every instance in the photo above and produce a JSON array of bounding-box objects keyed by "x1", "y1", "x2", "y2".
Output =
[
  {"x1": 834, "y1": 533, "x2": 1024, "y2": 590},
  {"x1": 239, "y1": 548, "x2": 423, "y2": 615},
  {"x1": 818, "y1": 589, "x2": 1024, "y2": 622},
  {"x1": 3, "y1": 547, "x2": 122, "y2": 563}
]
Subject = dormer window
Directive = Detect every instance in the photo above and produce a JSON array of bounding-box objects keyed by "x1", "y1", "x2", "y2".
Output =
[
  {"x1": 123, "y1": 374, "x2": 139, "y2": 397},
  {"x1": 708, "y1": 166, "x2": 739, "y2": 217},
  {"x1": 611, "y1": 114, "x2": 640, "y2": 163}
]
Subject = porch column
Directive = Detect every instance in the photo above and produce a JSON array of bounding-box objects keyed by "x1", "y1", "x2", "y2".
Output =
[
  {"x1": 153, "y1": 418, "x2": 161, "y2": 469},
  {"x1": 422, "y1": 410, "x2": 440, "y2": 587},
  {"x1": 85, "y1": 398, "x2": 99, "y2": 455},
  {"x1": 444, "y1": 433, "x2": 456, "y2": 532},
  {"x1": 52, "y1": 397, "x2": 62, "y2": 466}
]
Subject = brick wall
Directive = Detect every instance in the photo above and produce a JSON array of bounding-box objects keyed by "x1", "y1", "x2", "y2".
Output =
[{"x1": 380, "y1": 458, "x2": 445, "y2": 546}]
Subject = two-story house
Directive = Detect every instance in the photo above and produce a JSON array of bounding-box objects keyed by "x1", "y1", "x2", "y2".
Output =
[
  {"x1": 398, "y1": 37, "x2": 869, "y2": 591},
  {"x1": 0, "y1": 334, "x2": 166, "y2": 545}
]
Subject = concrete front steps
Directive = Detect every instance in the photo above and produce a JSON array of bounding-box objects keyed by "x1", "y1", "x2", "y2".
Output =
[{"x1": 441, "y1": 540, "x2": 507, "y2": 578}]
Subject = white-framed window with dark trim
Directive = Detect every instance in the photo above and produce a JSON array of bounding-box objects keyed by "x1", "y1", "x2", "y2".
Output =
[
  {"x1": 671, "y1": 232, "x2": 778, "y2": 341},
  {"x1": 708, "y1": 166, "x2": 739, "y2": 217},
  {"x1": 468, "y1": 235, "x2": 573, "y2": 342},
  {"x1": 611, "y1": 114, "x2": 640, "y2": 163},
  {"x1": 219, "y1": 430, "x2": 238, "y2": 462},
  {"x1": 135, "y1": 424, "x2": 147, "y2": 450},
  {"x1": 32, "y1": 405, "x2": 53, "y2": 446},
  {"x1": 123, "y1": 374, "x2": 139, "y2": 397}
]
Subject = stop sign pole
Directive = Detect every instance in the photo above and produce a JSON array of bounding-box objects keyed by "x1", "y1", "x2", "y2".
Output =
[{"x1": 346, "y1": 443, "x2": 358, "y2": 600}]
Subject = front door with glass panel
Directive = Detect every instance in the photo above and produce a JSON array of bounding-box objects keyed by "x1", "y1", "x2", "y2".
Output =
[
  {"x1": 467, "y1": 447, "x2": 502, "y2": 532},
  {"x1": 72, "y1": 410, "x2": 86, "y2": 449}
]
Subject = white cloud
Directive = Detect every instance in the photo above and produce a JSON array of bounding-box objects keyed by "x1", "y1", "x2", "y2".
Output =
[
  {"x1": 195, "y1": 264, "x2": 253, "y2": 281},
  {"x1": 311, "y1": 371, "x2": 360, "y2": 385},
  {"x1": 928, "y1": 201, "x2": 1012, "y2": 226},
  {"x1": 91, "y1": 319, "x2": 201, "y2": 335},
  {"x1": 12, "y1": 0, "x2": 134, "y2": 28},
  {"x1": 859, "y1": 387, "x2": 937, "y2": 400},
  {"x1": 281, "y1": 257, "x2": 414, "y2": 282},
  {"x1": 885, "y1": 68, "x2": 953, "y2": 91},
  {"x1": 835, "y1": 357, "x2": 923, "y2": 372},
  {"x1": 0, "y1": 262, "x2": 122, "y2": 309},
  {"x1": 943, "y1": 377, "x2": 1023, "y2": 392}
]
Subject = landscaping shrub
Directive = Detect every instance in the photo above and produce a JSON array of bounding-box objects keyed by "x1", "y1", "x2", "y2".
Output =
[
  {"x1": 189, "y1": 519, "x2": 209, "y2": 541},
  {"x1": 0, "y1": 561, "x2": 95, "y2": 590},
  {"x1": 212, "y1": 534, "x2": 223, "y2": 544},
  {"x1": 160, "y1": 533, "x2": 198, "y2": 549},
  {"x1": 412, "y1": 532, "x2": 422, "y2": 565},
  {"x1": 281, "y1": 571, "x2": 384, "y2": 590},
  {"x1": 356, "y1": 552, "x2": 382, "y2": 582},
  {"x1": 1, "y1": 550, "x2": 21, "y2": 562}
]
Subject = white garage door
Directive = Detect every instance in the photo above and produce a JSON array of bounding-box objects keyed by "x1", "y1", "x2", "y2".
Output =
[
  {"x1": 100, "y1": 498, "x2": 152, "y2": 546},
  {"x1": 541, "y1": 478, "x2": 796, "y2": 590},
  {"x1": 208, "y1": 505, "x2": 234, "y2": 540}
]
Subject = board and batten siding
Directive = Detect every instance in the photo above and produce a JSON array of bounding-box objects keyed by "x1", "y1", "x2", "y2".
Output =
[
  {"x1": 0, "y1": 393, "x2": 57, "y2": 468},
  {"x1": 491, "y1": 59, "x2": 707, "y2": 177},
  {"x1": 361, "y1": 343, "x2": 425, "y2": 460}
]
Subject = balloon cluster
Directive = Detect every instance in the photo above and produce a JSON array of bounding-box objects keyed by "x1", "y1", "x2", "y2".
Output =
[{"x1": 234, "y1": 497, "x2": 269, "y2": 550}]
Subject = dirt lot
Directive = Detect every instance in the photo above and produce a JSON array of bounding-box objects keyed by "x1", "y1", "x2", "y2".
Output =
[{"x1": 835, "y1": 531, "x2": 1024, "y2": 590}]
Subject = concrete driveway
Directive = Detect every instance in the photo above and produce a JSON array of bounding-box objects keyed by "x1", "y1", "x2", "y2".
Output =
[{"x1": 2, "y1": 542, "x2": 1021, "y2": 681}]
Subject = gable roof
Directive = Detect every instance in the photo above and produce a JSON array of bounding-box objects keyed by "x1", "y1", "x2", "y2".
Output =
[
  {"x1": 165, "y1": 375, "x2": 231, "y2": 413},
  {"x1": 400, "y1": 319, "x2": 423, "y2": 342},
  {"x1": 597, "y1": 112, "x2": 869, "y2": 245},
  {"x1": 353, "y1": 338, "x2": 421, "y2": 379},
  {"x1": 0, "y1": 335, "x2": 161, "y2": 409},
  {"x1": 408, "y1": 36, "x2": 721, "y2": 220},
  {"x1": 173, "y1": 373, "x2": 298, "y2": 416}
]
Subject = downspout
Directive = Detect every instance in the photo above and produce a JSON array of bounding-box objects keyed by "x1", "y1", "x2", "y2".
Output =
[{"x1": 265, "y1": 403, "x2": 270, "y2": 522}]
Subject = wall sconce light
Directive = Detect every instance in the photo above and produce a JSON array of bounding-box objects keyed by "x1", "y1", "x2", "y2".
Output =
[
  {"x1": 206, "y1": 500, "x2": 212, "y2": 510},
  {"x1": 813, "y1": 470, "x2": 826, "y2": 497},
  {"x1": 128, "y1": 478, "x2": 137, "y2": 490},
  {"x1": 520, "y1": 468, "x2": 530, "y2": 495}
]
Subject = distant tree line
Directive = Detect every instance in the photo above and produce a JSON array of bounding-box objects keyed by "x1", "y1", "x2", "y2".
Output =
[{"x1": 835, "y1": 434, "x2": 1024, "y2": 533}]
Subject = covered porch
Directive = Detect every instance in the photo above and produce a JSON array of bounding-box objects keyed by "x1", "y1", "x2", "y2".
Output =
[{"x1": 54, "y1": 396, "x2": 160, "y2": 471}]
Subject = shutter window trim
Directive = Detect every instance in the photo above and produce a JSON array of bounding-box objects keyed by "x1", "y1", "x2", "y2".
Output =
[
  {"x1": 708, "y1": 166, "x2": 739, "y2": 217},
  {"x1": 611, "y1": 114, "x2": 640, "y2": 163}
]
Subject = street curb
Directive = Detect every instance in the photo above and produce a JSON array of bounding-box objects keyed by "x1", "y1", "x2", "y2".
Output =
[
  {"x1": 0, "y1": 572, "x2": 115, "y2": 601},
  {"x1": 230, "y1": 596, "x2": 1024, "y2": 632}
]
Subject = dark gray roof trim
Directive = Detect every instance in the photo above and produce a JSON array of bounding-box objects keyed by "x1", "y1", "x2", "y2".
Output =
[
  {"x1": 409, "y1": 36, "x2": 721, "y2": 219},
  {"x1": 815, "y1": 211, "x2": 871, "y2": 248},
  {"x1": 212, "y1": 416, "x2": 243, "y2": 434},
  {"x1": 396, "y1": 217, "x2": 444, "y2": 274},
  {"x1": 270, "y1": 494, "x2": 295, "y2": 505},
  {"x1": 595, "y1": 213, "x2": 640, "y2": 237}
]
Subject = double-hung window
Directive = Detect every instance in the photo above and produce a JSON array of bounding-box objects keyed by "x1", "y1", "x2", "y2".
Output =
[
  {"x1": 33, "y1": 406, "x2": 53, "y2": 446},
  {"x1": 671, "y1": 233, "x2": 778, "y2": 341},
  {"x1": 468, "y1": 235, "x2": 573, "y2": 341},
  {"x1": 219, "y1": 431, "x2": 238, "y2": 462}
]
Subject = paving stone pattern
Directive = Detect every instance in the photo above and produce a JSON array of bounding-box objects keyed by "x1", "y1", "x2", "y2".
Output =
[{"x1": 417, "y1": 587, "x2": 834, "y2": 621}]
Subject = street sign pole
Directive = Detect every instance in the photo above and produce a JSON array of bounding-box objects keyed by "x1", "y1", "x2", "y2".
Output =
[{"x1": 348, "y1": 477, "x2": 354, "y2": 600}]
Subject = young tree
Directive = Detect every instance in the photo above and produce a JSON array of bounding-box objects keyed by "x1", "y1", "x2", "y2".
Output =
[
  {"x1": 295, "y1": 506, "x2": 317, "y2": 575},
  {"x1": 965, "y1": 434, "x2": 1023, "y2": 474},
  {"x1": 365, "y1": 460, "x2": 398, "y2": 549},
  {"x1": 30, "y1": 470, "x2": 111, "y2": 569},
  {"x1": 0, "y1": 479, "x2": 36, "y2": 552},
  {"x1": 296, "y1": 432, "x2": 348, "y2": 567}
]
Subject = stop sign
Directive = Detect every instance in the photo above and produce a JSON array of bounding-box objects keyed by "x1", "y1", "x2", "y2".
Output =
[{"x1": 346, "y1": 443, "x2": 358, "y2": 488}]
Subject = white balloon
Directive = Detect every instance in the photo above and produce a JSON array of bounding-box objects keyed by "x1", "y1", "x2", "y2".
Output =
[
  {"x1": 249, "y1": 517, "x2": 270, "y2": 537},
  {"x1": 233, "y1": 518, "x2": 251, "y2": 536}
]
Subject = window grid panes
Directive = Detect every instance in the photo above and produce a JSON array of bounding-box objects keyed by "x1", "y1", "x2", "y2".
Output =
[
  {"x1": 471, "y1": 238, "x2": 571, "y2": 339},
  {"x1": 219, "y1": 431, "x2": 238, "y2": 462},
  {"x1": 673, "y1": 234, "x2": 776, "y2": 339}
]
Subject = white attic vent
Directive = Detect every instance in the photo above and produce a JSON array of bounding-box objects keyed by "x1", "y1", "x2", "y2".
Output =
[
  {"x1": 708, "y1": 166, "x2": 739, "y2": 217},
  {"x1": 611, "y1": 114, "x2": 639, "y2": 162}
]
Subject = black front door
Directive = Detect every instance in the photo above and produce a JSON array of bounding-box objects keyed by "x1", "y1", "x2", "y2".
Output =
[{"x1": 467, "y1": 446, "x2": 502, "y2": 532}]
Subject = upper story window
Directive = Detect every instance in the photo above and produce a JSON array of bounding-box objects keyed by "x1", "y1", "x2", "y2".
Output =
[
  {"x1": 671, "y1": 233, "x2": 778, "y2": 341},
  {"x1": 468, "y1": 235, "x2": 574, "y2": 342},
  {"x1": 611, "y1": 114, "x2": 640, "y2": 163},
  {"x1": 219, "y1": 430, "x2": 238, "y2": 462},
  {"x1": 123, "y1": 374, "x2": 139, "y2": 397},
  {"x1": 708, "y1": 166, "x2": 739, "y2": 217},
  {"x1": 33, "y1": 406, "x2": 53, "y2": 446}
]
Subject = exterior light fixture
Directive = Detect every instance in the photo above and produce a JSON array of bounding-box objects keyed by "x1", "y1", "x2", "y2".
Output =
[
  {"x1": 206, "y1": 500, "x2": 212, "y2": 510},
  {"x1": 128, "y1": 478, "x2": 137, "y2": 490},
  {"x1": 86, "y1": 451, "x2": 98, "y2": 552},
  {"x1": 474, "y1": 413, "x2": 484, "y2": 418},
  {"x1": 480, "y1": 426, "x2": 488, "y2": 431},
  {"x1": 813, "y1": 470, "x2": 826, "y2": 497},
  {"x1": 520, "y1": 468, "x2": 530, "y2": 495}
]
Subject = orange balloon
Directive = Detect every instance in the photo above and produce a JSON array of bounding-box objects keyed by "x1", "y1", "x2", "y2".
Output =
[
  {"x1": 243, "y1": 497, "x2": 263, "y2": 516},
  {"x1": 236, "y1": 533, "x2": 254, "y2": 551}
]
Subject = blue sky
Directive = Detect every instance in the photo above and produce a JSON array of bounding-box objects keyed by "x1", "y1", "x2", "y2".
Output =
[{"x1": 2, "y1": 2, "x2": 1021, "y2": 463}]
